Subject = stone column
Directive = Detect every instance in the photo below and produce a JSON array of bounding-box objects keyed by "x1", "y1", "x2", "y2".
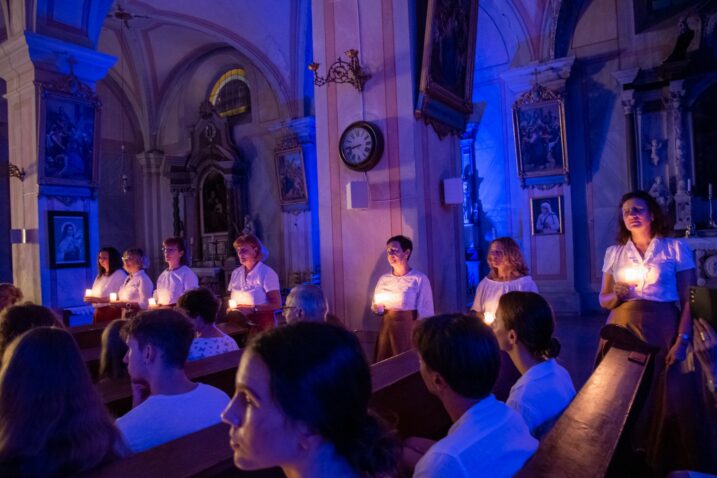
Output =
[
  {"x1": 611, "y1": 68, "x2": 640, "y2": 193},
  {"x1": 136, "y1": 150, "x2": 167, "y2": 276}
]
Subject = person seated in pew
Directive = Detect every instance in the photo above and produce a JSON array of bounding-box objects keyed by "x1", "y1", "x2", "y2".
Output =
[
  {"x1": 177, "y1": 287, "x2": 239, "y2": 361},
  {"x1": 0, "y1": 303, "x2": 64, "y2": 357},
  {"x1": 0, "y1": 283, "x2": 22, "y2": 314},
  {"x1": 116, "y1": 248, "x2": 154, "y2": 317},
  {"x1": 221, "y1": 322, "x2": 400, "y2": 478},
  {"x1": 99, "y1": 319, "x2": 129, "y2": 382},
  {"x1": 406, "y1": 314, "x2": 537, "y2": 478},
  {"x1": 85, "y1": 247, "x2": 127, "y2": 323},
  {"x1": 282, "y1": 283, "x2": 329, "y2": 324},
  {"x1": 0, "y1": 327, "x2": 127, "y2": 475},
  {"x1": 116, "y1": 309, "x2": 230, "y2": 452},
  {"x1": 493, "y1": 291, "x2": 575, "y2": 438},
  {"x1": 153, "y1": 237, "x2": 198, "y2": 307}
]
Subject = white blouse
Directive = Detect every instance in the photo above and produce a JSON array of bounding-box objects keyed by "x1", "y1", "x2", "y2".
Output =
[
  {"x1": 90, "y1": 269, "x2": 127, "y2": 308},
  {"x1": 227, "y1": 262, "x2": 280, "y2": 305},
  {"x1": 118, "y1": 270, "x2": 154, "y2": 309},
  {"x1": 154, "y1": 265, "x2": 199, "y2": 305},
  {"x1": 471, "y1": 275, "x2": 539, "y2": 316},
  {"x1": 372, "y1": 270, "x2": 434, "y2": 320},
  {"x1": 602, "y1": 237, "x2": 695, "y2": 302}
]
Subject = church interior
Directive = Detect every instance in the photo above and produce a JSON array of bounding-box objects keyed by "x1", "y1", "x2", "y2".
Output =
[{"x1": 0, "y1": 0, "x2": 716, "y2": 476}]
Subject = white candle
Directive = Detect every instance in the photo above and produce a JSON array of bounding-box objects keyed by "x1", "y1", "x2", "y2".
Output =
[
  {"x1": 148, "y1": 298, "x2": 157, "y2": 308},
  {"x1": 84, "y1": 289, "x2": 93, "y2": 297},
  {"x1": 228, "y1": 299, "x2": 238, "y2": 309},
  {"x1": 109, "y1": 292, "x2": 118, "y2": 302},
  {"x1": 483, "y1": 311, "x2": 496, "y2": 326},
  {"x1": 622, "y1": 266, "x2": 644, "y2": 284}
]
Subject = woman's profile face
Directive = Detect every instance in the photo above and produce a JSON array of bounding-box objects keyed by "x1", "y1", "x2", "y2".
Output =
[
  {"x1": 98, "y1": 251, "x2": 110, "y2": 270},
  {"x1": 622, "y1": 198, "x2": 652, "y2": 235},
  {"x1": 222, "y1": 352, "x2": 303, "y2": 471},
  {"x1": 122, "y1": 254, "x2": 141, "y2": 273},
  {"x1": 386, "y1": 241, "x2": 409, "y2": 269},
  {"x1": 487, "y1": 242, "x2": 507, "y2": 270}
]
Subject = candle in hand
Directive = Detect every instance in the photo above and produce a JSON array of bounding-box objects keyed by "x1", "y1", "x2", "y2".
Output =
[
  {"x1": 483, "y1": 311, "x2": 496, "y2": 326},
  {"x1": 148, "y1": 298, "x2": 157, "y2": 308},
  {"x1": 228, "y1": 299, "x2": 238, "y2": 309},
  {"x1": 84, "y1": 289, "x2": 93, "y2": 297},
  {"x1": 622, "y1": 266, "x2": 644, "y2": 284},
  {"x1": 109, "y1": 293, "x2": 118, "y2": 302}
]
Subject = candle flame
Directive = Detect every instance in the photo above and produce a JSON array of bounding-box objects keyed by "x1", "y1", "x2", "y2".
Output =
[
  {"x1": 483, "y1": 311, "x2": 496, "y2": 326},
  {"x1": 148, "y1": 298, "x2": 157, "y2": 307},
  {"x1": 228, "y1": 299, "x2": 238, "y2": 309},
  {"x1": 622, "y1": 266, "x2": 645, "y2": 284},
  {"x1": 109, "y1": 293, "x2": 118, "y2": 302},
  {"x1": 84, "y1": 289, "x2": 93, "y2": 297}
]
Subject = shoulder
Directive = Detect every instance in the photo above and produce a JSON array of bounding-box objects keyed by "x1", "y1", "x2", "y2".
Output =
[
  {"x1": 111, "y1": 269, "x2": 128, "y2": 279},
  {"x1": 194, "y1": 383, "x2": 231, "y2": 402},
  {"x1": 415, "y1": 449, "x2": 466, "y2": 478}
]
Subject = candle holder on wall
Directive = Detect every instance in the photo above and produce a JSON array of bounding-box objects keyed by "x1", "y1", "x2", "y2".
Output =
[{"x1": 308, "y1": 49, "x2": 370, "y2": 92}]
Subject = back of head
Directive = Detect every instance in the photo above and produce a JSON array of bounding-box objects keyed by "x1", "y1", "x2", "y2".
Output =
[
  {"x1": 99, "y1": 319, "x2": 129, "y2": 380},
  {"x1": 0, "y1": 283, "x2": 23, "y2": 313},
  {"x1": 497, "y1": 291, "x2": 561, "y2": 359},
  {"x1": 0, "y1": 327, "x2": 123, "y2": 473},
  {"x1": 177, "y1": 287, "x2": 220, "y2": 324},
  {"x1": 248, "y1": 322, "x2": 398, "y2": 476},
  {"x1": 413, "y1": 313, "x2": 500, "y2": 399},
  {"x1": 0, "y1": 303, "x2": 63, "y2": 357},
  {"x1": 122, "y1": 309, "x2": 195, "y2": 368},
  {"x1": 285, "y1": 284, "x2": 328, "y2": 323}
]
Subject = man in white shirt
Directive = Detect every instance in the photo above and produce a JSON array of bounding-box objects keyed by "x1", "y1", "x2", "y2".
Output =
[
  {"x1": 116, "y1": 309, "x2": 230, "y2": 452},
  {"x1": 408, "y1": 314, "x2": 538, "y2": 478}
]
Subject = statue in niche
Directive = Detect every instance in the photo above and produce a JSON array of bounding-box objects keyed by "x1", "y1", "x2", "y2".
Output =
[
  {"x1": 201, "y1": 172, "x2": 228, "y2": 234},
  {"x1": 674, "y1": 179, "x2": 692, "y2": 230},
  {"x1": 648, "y1": 176, "x2": 672, "y2": 210},
  {"x1": 646, "y1": 139, "x2": 664, "y2": 166}
]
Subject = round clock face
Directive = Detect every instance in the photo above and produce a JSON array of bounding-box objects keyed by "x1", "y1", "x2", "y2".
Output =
[{"x1": 339, "y1": 121, "x2": 384, "y2": 172}]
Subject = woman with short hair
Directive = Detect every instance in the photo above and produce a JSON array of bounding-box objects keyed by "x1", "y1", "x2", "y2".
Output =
[
  {"x1": 227, "y1": 234, "x2": 281, "y2": 313},
  {"x1": 153, "y1": 237, "x2": 198, "y2": 307},
  {"x1": 116, "y1": 248, "x2": 153, "y2": 315},
  {"x1": 178, "y1": 287, "x2": 239, "y2": 361}
]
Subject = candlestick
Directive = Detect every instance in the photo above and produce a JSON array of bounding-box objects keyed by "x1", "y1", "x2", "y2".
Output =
[
  {"x1": 228, "y1": 299, "x2": 238, "y2": 309},
  {"x1": 109, "y1": 292, "x2": 118, "y2": 302},
  {"x1": 148, "y1": 298, "x2": 157, "y2": 308},
  {"x1": 84, "y1": 289, "x2": 93, "y2": 297}
]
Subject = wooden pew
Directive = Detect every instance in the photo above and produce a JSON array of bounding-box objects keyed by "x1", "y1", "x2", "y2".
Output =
[
  {"x1": 100, "y1": 350, "x2": 243, "y2": 418},
  {"x1": 515, "y1": 343, "x2": 654, "y2": 478},
  {"x1": 90, "y1": 349, "x2": 446, "y2": 477},
  {"x1": 70, "y1": 323, "x2": 109, "y2": 349}
]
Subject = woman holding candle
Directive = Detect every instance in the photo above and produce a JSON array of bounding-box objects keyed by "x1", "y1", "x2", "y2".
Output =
[
  {"x1": 227, "y1": 234, "x2": 281, "y2": 314},
  {"x1": 115, "y1": 248, "x2": 153, "y2": 316},
  {"x1": 372, "y1": 235, "x2": 434, "y2": 361},
  {"x1": 85, "y1": 247, "x2": 127, "y2": 323},
  {"x1": 153, "y1": 237, "x2": 199, "y2": 307},
  {"x1": 470, "y1": 237, "x2": 538, "y2": 325},
  {"x1": 598, "y1": 190, "x2": 713, "y2": 473}
]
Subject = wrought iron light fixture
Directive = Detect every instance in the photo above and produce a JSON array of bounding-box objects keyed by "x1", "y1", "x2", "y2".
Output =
[{"x1": 308, "y1": 49, "x2": 370, "y2": 92}]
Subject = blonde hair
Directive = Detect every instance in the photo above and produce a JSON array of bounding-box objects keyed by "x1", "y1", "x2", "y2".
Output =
[{"x1": 487, "y1": 237, "x2": 529, "y2": 278}]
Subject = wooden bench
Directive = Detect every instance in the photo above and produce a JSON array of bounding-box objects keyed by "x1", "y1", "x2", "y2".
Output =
[
  {"x1": 515, "y1": 336, "x2": 655, "y2": 478},
  {"x1": 70, "y1": 323, "x2": 109, "y2": 349},
  {"x1": 90, "y1": 349, "x2": 447, "y2": 477}
]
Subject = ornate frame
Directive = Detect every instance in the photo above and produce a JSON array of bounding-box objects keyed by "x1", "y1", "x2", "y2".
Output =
[
  {"x1": 512, "y1": 83, "x2": 569, "y2": 187},
  {"x1": 274, "y1": 136, "x2": 309, "y2": 211},
  {"x1": 530, "y1": 195, "x2": 564, "y2": 236},
  {"x1": 48, "y1": 210, "x2": 90, "y2": 268},
  {"x1": 37, "y1": 75, "x2": 101, "y2": 187}
]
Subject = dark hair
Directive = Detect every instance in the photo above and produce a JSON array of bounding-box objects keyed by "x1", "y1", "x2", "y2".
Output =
[
  {"x1": 616, "y1": 190, "x2": 669, "y2": 245},
  {"x1": 0, "y1": 304, "x2": 64, "y2": 357},
  {"x1": 177, "y1": 287, "x2": 220, "y2": 325},
  {"x1": 387, "y1": 235, "x2": 413, "y2": 260},
  {"x1": 0, "y1": 327, "x2": 126, "y2": 475},
  {"x1": 97, "y1": 247, "x2": 123, "y2": 279},
  {"x1": 248, "y1": 322, "x2": 399, "y2": 476},
  {"x1": 0, "y1": 284, "x2": 22, "y2": 312},
  {"x1": 163, "y1": 237, "x2": 189, "y2": 266},
  {"x1": 497, "y1": 291, "x2": 561, "y2": 359},
  {"x1": 121, "y1": 309, "x2": 194, "y2": 368},
  {"x1": 99, "y1": 319, "x2": 129, "y2": 381},
  {"x1": 413, "y1": 313, "x2": 500, "y2": 399},
  {"x1": 487, "y1": 237, "x2": 529, "y2": 278},
  {"x1": 232, "y1": 234, "x2": 265, "y2": 261}
]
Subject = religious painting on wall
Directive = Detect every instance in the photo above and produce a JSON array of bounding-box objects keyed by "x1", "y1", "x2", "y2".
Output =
[
  {"x1": 415, "y1": 0, "x2": 478, "y2": 138},
  {"x1": 274, "y1": 146, "x2": 308, "y2": 211},
  {"x1": 512, "y1": 83, "x2": 569, "y2": 187},
  {"x1": 530, "y1": 196, "x2": 564, "y2": 236},
  {"x1": 38, "y1": 79, "x2": 101, "y2": 186},
  {"x1": 201, "y1": 171, "x2": 229, "y2": 235},
  {"x1": 48, "y1": 211, "x2": 90, "y2": 268}
]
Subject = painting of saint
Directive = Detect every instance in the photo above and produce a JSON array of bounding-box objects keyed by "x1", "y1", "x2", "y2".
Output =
[
  {"x1": 202, "y1": 172, "x2": 229, "y2": 234},
  {"x1": 44, "y1": 98, "x2": 95, "y2": 182}
]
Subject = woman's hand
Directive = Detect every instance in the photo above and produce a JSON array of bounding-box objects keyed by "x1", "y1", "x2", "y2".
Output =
[
  {"x1": 613, "y1": 282, "x2": 633, "y2": 300},
  {"x1": 371, "y1": 303, "x2": 385, "y2": 315},
  {"x1": 666, "y1": 337, "x2": 689, "y2": 365}
]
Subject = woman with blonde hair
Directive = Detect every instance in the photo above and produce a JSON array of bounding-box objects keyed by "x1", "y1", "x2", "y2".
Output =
[
  {"x1": 470, "y1": 237, "x2": 538, "y2": 324},
  {"x1": 0, "y1": 327, "x2": 127, "y2": 475},
  {"x1": 227, "y1": 234, "x2": 281, "y2": 313},
  {"x1": 115, "y1": 248, "x2": 153, "y2": 316}
]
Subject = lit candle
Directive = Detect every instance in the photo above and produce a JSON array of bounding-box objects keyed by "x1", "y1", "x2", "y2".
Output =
[
  {"x1": 483, "y1": 311, "x2": 496, "y2": 326},
  {"x1": 109, "y1": 292, "x2": 118, "y2": 302},
  {"x1": 148, "y1": 298, "x2": 157, "y2": 308},
  {"x1": 622, "y1": 266, "x2": 644, "y2": 284},
  {"x1": 84, "y1": 289, "x2": 93, "y2": 297},
  {"x1": 228, "y1": 299, "x2": 238, "y2": 309}
]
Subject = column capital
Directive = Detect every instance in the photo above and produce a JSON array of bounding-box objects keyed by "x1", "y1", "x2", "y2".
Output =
[{"x1": 137, "y1": 150, "x2": 166, "y2": 175}]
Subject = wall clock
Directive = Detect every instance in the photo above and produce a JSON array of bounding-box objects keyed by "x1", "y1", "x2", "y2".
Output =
[{"x1": 339, "y1": 121, "x2": 384, "y2": 172}]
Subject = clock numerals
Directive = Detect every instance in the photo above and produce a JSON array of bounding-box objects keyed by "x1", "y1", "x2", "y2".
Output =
[{"x1": 339, "y1": 121, "x2": 384, "y2": 172}]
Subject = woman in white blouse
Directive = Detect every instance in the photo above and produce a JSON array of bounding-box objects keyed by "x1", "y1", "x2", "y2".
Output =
[
  {"x1": 470, "y1": 237, "x2": 538, "y2": 325},
  {"x1": 153, "y1": 237, "x2": 198, "y2": 307},
  {"x1": 372, "y1": 235, "x2": 434, "y2": 361},
  {"x1": 227, "y1": 234, "x2": 281, "y2": 314},
  {"x1": 115, "y1": 248, "x2": 153, "y2": 317},
  {"x1": 598, "y1": 190, "x2": 712, "y2": 473},
  {"x1": 85, "y1": 247, "x2": 127, "y2": 323}
]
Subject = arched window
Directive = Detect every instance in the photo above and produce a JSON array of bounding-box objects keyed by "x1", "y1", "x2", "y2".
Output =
[{"x1": 209, "y1": 69, "x2": 251, "y2": 118}]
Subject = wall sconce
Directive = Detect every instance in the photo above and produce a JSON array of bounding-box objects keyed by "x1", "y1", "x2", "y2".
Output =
[
  {"x1": 121, "y1": 174, "x2": 130, "y2": 194},
  {"x1": 308, "y1": 49, "x2": 370, "y2": 92},
  {"x1": 8, "y1": 163, "x2": 25, "y2": 182}
]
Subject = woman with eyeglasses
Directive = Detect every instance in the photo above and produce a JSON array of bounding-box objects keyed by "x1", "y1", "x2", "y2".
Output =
[
  {"x1": 153, "y1": 237, "x2": 198, "y2": 307},
  {"x1": 470, "y1": 237, "x2": 538, "y2": 325},
  {"x1": 372, "y1": 235, "x2": 434, "y2": 361},
  {"x1": 115, "y1": 248, "x2": 153, "y2": 316},
  {"x1": 85, "y1": 247, "x2": 127, "y2": 323},
  {"x1": 227, "y1": 234, "x2": 281, "y2": 314}
]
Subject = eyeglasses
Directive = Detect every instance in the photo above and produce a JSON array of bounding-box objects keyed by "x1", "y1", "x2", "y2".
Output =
[{"x1": 162, "y1": 247, "x2": 179, "y2": 253}]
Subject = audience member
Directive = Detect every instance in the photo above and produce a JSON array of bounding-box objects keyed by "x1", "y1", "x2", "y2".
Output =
[
  {"x1": 99, "y1": 319, "x2": 129, "y2": 381},
  {"x1": 0, "y1": 303, "x2": 63, "y2": 357},
  {"x1": 0, "y1": 327, "x2": 127, "y2": 476},
  {"x1": 283, "y1": 284, "x2": 329, "y2": 324},
  {"x1": 221, "y1": 322, "x2": 399, "y2": 478},
  {"x1": 408, "y1": 314, "x2": 537, "y2": 478},
  {"x1": 85, "y1": 247, "x2": 127, "y2": 323},
  {"x1": 116, "y1": 309, "x2": 229, "y2": 452},
  {"x1": 177, "y1": 287, "x2": 239, "y2": 361},
  {"x1": 0, "y1": 283, "x2": 22, "y2": 313},
  {"x1": 494, "y1": 291, "x2": 575, "y2": 438},
  {"x1": 153, "y1": 237, "x2": 198, "y2": 306}
]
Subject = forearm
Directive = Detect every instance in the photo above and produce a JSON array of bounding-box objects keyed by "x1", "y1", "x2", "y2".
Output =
[{"x1": 599, "y1": 292, "x2": 621, "y2": 310}]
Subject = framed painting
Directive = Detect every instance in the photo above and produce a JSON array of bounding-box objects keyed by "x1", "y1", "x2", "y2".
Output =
[
  {"x1": 512, "y1": 83, "x2": 569, "y2": 187},
  {"x1": 275, "y1": 146, "x2": 308, "y2": 211},
  {"x1": 38, "y1": 79, "x2": 101, "y2": 186},
  {"x1": 530, "y1": 196, "x2": 564, "y2": 235},
  {"x1": 415, "y1": 0, "x2": 478, "y2": 138},
  {"x1": 200, "y1": 170, "x2": 230, "y2": 235},
  {"x1": 48, "y1": 211, "x2": 90, "y2": 268}
]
